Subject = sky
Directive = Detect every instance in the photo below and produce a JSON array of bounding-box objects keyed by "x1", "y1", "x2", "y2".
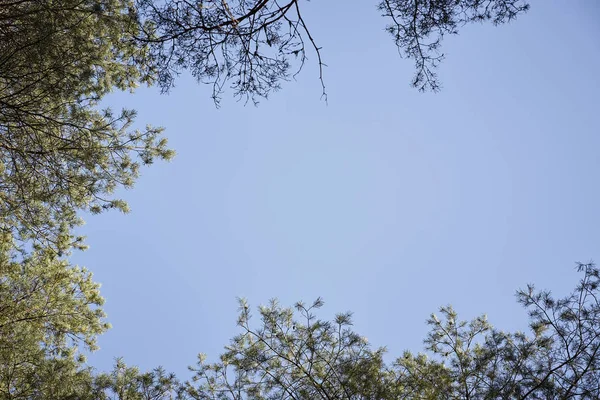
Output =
[{"x1": 71, "y1": 0, "x2": 600, "y2": 378}]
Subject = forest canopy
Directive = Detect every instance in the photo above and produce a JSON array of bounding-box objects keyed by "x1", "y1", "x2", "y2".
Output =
[{"x1": 4, "y1": 1, "x2": 597, "y2": 400}]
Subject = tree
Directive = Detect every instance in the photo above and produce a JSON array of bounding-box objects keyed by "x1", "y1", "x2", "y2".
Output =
[
  {"x1": 0, "y1": 230, "x2": 181, "y2": 400},
  {"x1": 3, "y1": 259, "x2": 596, "y2": 399},
  {"x1": 182, "y1": 263, "x2": 600, "y2": 399},
  {"x1": 90, "y1": 359, "x2": 181, "y2": 400},
  {"x1": 0, "y1": 0, "x2": 174, "y2": 254},
  {"x1": 396, "y1": 262, "x2": 600, "y2": 399},
  {"x1": 136, "y1": 0, "x2": 529, "y2": 103},
  {"x1": 1, "y1": 0, "x2": 529, "y2": 253},
  {"x1": 184, "y1": 297, "x2": 397, "y2": 400},
  {"x1": 0, "y1": 232, "x2": 108, "y2": 399}
]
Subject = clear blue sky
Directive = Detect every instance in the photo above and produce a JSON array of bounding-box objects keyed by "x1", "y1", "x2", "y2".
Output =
[{"x1": 72, "y1": 0, "x2": 600, "y2": 378}]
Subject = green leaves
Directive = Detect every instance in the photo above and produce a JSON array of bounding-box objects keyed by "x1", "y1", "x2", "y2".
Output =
[
  {"x1": 0, "y1": 0, "x2": 174, "y2": 254},
  {"x1": 185, "y1": 298, "x2": 395, "y2": 400},
  {"x1": 1, "y1": 260, "x2": 598, "y2": 399},
  {"x1": 92, "y1": 359, "x2": 181, "y2": 400},
  {"x1": 396, "y1": 263, "x2": 600, "y2": 399},
  {"x1": 0, "y1": 233, "x2": 109, "y2": 398},
  {"x1": 1, "y1": 3, "x2": 596, "y2": 399},
  {"x1": 182, "y1": 265, "x2": 600, "y2": 399}
]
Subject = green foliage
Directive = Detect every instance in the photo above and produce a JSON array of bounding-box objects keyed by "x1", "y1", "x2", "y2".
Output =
[
  {"x1": 2, "y1": 259, "x2": 597, "y2": 399},
  {"x1": 0, "y1": 233, "x2": 108, "y2": 398},
  {"x1": 3, "y1": 2, "x2": 595, "y2": 399},
  {"x1": 0, "y1": 0, "x2": 174, "y2": 254},
  {"x1": 181, "y1": 264, "x2": 600, "y2": 399},
  {"x1": 396, "y1": 263, "x2": 600, "y2": 399},
  {"x1": 0, "y1": 227, "x2": 179, "y2": 399},
  {"x1": 91, "y1": 359, "x2": 181, "y2": 400},
  {"x1": 0, "y1": 0, "x2": 529, "y2": 252},
  {"x1": 184, "y1": 298, "x2": 399, "y2": 400}
]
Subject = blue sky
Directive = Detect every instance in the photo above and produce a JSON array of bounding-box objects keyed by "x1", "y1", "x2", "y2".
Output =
[{"x1": 72, "y1": 0, "x2": 600, "y2": 377}]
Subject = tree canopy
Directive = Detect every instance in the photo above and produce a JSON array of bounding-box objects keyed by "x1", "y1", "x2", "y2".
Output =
[
  {"x1": 3, "y1": 261, "x2": 596, "y2": 399},
  {"x1": 136, "y1": 0, "x2": 530, "y2": 101},
  {"x1": 0, "y1": 0, "x2": 173, "y2": 254},
  {"x1": 7, "y1": 1, "x2": 598, "y2": 400},
  {"x1": 0, "y1": 232, "x2": 108, "y2": 398},
  {"x1": 180, "y1": 263, "x2": 600, "y2": 399},
  {"x1": 0, "y1": 0, "x2": 530, "y2": 254}
]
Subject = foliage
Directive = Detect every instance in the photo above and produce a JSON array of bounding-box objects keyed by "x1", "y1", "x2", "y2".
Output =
[
  {"x1": 0, "y1": 0, "x2": 530, "y2": 253},
  {"x1": 396, "y1": 262, "x2": 600, "y2": 399},
  {"x1": 183, "y1": 264, "x2": 600, "y2": 399},
  {"x1": 184, "y1": 297, "x2": 397, "y2": 399},
  {"x1": 1, "y1": 258, "x2": 598, "y2": 399},
  {"x1": 0, "y1": 0, "x2": 174, "y2": 254},
  {"x1": 91, "y1": 359, "x2": 181, "y2": 400},
  {"x1": 5, "y1": 2, "x2": 593, "y2": 399},
  {"x1": 378, "y1": 0, "x2": 530, "y2": 91},
  {"x1": 0, "y1": 231, "x2": 179, "y2": 399},
  {"x1": 0, "y1": 232, "x2": 108, "y2": 398},
  {"x1": 136, "y1": 0, "x2": 530, "y2": 104}
]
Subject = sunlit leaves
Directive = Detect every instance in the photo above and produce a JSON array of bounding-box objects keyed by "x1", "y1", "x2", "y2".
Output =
[
  {"x1": 0, "y1": 0, "x2": 174, "y2": 254},
  {"x1": 0, "y1": 233, "x2": 109, "y2": 398}
]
